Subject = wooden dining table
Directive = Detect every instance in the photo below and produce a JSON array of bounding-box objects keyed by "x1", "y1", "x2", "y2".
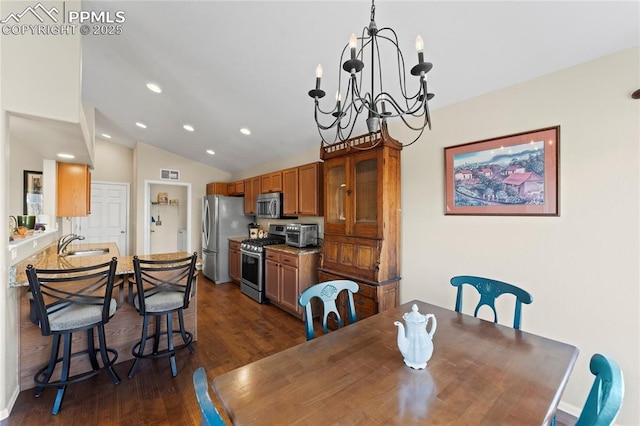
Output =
[{"x1": 212, "y1": 300, "x2": 579, "y2": 425}]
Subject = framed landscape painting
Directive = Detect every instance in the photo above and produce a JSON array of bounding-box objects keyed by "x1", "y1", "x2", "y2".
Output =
[{"x1": 444, "y1": 126, "x2": 559, "y2": 216}]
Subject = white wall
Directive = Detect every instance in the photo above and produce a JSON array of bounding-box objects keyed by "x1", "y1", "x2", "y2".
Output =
[
  {"x1": 149, "y1": 183, "x2": 188, "y2": 253},
  {"x1": 397, "y1": 47, "x2": 639, "y2": 424},
  {"x1": 134, "y1": 142, "x2": 231, "y2": 254}
]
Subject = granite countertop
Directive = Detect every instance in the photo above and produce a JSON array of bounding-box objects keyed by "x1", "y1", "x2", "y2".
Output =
[
  {"x1": 228, "y1": 236, "x2": 247, "y2": 243},
  {"x1": 265, "y1": 244, "x2": 322, "y2": 255},
  {"x1": 10, "y1": 242, "x2": 201, "y2": 287}
]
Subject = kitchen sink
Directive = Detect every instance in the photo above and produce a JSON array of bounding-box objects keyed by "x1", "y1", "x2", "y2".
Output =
[{"x1": 61, "y1": 248, "x2": 110, "y2": 257}]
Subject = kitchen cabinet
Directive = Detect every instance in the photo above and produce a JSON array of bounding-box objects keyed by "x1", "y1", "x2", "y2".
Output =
[
  {"x1": 228, "y1": 240, "x2": 242, "y2": 284},
  {"x1": 227, "y1": 180, "x2": 244, "y2": 196},
  {"x1": 206, "y1": 182, "x2": 228, "y2": 195},
  {"x1": 282, "y1": 167, "x2": 298, "y2": 216},
  {"x1": 298, "y1": 162, "x2": 323, "y2": 216},
  {"x1": 282, "y1": 162, "x2": 323, "y2": 217},
  {"x1": 319, "y1": 130, "x2": 401, "y2": 323},
  {"x1": 265, "y1": 248, "x2": 320, "y2": 319},
  {"x1": 57, "y1": 162, "x2": 91, "y2": 217},
  {"x1": 244, "y1": 177, "x2": 260, "y2": 215},
  {"x1": 260, "y1": 171, "x2": 282, "y2": 194}
]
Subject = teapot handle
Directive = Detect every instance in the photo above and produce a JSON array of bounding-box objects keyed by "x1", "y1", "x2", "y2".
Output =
[{"x1": 425, "y1": 314, "x2": 437, "y2": 338}]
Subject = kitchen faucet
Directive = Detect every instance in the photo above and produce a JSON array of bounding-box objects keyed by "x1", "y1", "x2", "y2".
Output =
[{"x1": 57, "y1": 233, "x2": 85, "y2": 255}]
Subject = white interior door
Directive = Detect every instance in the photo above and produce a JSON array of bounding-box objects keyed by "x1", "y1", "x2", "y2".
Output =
[{"x1": 77, "y1": 182, "x2": 130, "y2": 256}]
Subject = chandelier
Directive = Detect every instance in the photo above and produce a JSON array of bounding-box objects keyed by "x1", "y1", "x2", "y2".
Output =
[{"x1": 308, "y1": 0, "x2": 434, "y2": 148}]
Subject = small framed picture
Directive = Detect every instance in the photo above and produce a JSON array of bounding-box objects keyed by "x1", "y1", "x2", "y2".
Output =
[{"x1": 23, "y1": 170, "x2": 43, "y2": 215}]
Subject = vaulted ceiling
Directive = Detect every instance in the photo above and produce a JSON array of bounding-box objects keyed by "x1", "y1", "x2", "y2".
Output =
[{"x1": 81, "y1": 1, "x2": 639, "y2": 173}]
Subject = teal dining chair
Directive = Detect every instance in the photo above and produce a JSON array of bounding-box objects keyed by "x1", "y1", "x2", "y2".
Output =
[
  {"x1": 298, "y1": 280, "x2": 359, "y2": 341},
  {"x1": 193, "y1": 367, "x2": 226, "y2": 426},
  {"x1": 450, "y1": 275, "x2": 533, "y2": 330},
  {"x1": 575, "y1": 353, "x2": 624, "y2": 426}
]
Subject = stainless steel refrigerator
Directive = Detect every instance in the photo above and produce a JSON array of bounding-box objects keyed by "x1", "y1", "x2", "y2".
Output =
[{"x1": 202, "y1": 195, "x2": 252, "y2": 283}]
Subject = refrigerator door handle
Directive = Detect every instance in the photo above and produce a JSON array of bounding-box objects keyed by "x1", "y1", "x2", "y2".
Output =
[{"x1": 203, "y1": 197, "x2": 210, "y2": 247}]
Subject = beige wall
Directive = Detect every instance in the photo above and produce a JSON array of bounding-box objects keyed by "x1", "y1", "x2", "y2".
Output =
[
  {"x1": 396, "y1": 47, "x2": 639, "y2": 424},
  {"x1": 133, "y1": 142, "x2": 230, "y2": 255},
  {"x1": 230, "y1": 146, "x2": 320, "y2": 181},
  {"x1": 91, "y1": 138, "x2": 133, "y2": 183},
  {"x1": 7, "y1": 133, "x2": 44, "y2": 217}
]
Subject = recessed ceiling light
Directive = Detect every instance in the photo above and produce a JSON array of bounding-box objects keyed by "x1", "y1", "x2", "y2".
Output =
[
  {"x1": 146, "y1": 82, "x2": 162, "y2": 93},
  {"x1": 206, "y1": 150, "x2": 215, "y2": 155},
  {"x1": 57, "y1": 153, "x2": 75, "y2": 159},
  {"x1": 183, "y1": 124, "x2": 195, "y2": 132},
  {"x1": 101, "y1": 133, "x2": 112, "y2": 139},
  {"x1": 136, "y1": 122, "x2": 147, "y2": 129},
  {"x1": 240, "y1": 128, "x2": 251, "y2": 135}
]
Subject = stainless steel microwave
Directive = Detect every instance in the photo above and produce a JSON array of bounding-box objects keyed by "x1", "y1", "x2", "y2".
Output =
[{"x1": 256, "y1": 193, "x2": 283, "y2": 219}]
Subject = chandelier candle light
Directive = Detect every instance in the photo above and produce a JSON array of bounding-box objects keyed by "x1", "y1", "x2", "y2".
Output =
[{"x1": 308, "y1": 0, "x2": 434, "y2": 148}]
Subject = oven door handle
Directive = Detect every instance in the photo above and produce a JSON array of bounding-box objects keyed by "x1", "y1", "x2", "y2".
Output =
[{"x1": 241, "y1": 250, "x2": 261, "y2": 260}]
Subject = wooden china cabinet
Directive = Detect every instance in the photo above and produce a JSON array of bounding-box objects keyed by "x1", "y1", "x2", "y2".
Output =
[{"x1": 318, "y1": 128, "x2": 401, "y2": 326}]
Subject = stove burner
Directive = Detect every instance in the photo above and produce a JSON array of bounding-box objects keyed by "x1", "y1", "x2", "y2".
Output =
[{"x1": 241, "y1": 237, "x2": 285, "y2": 253}]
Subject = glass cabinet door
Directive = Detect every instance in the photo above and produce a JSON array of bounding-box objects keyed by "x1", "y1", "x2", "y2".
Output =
[
  {"x1": 353, "y1": 151, "x2": 379, "y2": 237},
  {"x1": 325, "y1": 160, "x2": 347, "y2": 234}
]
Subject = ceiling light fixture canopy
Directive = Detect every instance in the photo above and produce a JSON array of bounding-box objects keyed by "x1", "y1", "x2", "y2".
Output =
[{"x1": 308, "y1": 0, "x2": 434, "y2": 149}]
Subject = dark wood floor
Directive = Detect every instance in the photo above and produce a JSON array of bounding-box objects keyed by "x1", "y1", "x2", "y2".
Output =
[{"x1": 2, "y1": 275, "x2": 577, "y2": 425}]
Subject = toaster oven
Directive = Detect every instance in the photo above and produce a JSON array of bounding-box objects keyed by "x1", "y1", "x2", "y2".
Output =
[{"x1": 285, "y1": 223, "x2": 319, "y2": 248}]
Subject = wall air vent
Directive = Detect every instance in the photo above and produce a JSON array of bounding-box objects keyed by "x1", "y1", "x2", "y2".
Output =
[{"x1": 160, "y1": 169, "x2": 180, "y2": 181}]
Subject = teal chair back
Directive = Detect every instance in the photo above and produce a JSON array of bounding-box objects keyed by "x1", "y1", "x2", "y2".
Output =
[
  {"x1": 575, "y1": 353, "x2": 624, "y2": 426},
  {"x1": 450, "y1": 275, "x2": 533, "y2": 330},
  {"x1": 298, "y1": 280, "x2": 359, "y2": 341},
  {"x1": 193, "y1": 367, "x2": 225, "y2": 426}
]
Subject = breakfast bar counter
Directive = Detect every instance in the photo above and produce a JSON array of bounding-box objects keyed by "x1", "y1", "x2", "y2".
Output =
[{"x1": 16, "y1": 242, "x2": 200, "y2": 390}]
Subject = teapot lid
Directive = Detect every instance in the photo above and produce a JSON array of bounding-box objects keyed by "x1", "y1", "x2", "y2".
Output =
[{"x1": 403, "y1": 304, "x2": 426, "y2": 323}]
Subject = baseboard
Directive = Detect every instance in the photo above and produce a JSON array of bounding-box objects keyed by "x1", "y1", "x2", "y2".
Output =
[
  {"x1": 558, "y1": 400, "x2": 581, "y2": 418},
  {"x1": 0, "y1": 384, "x2": 20, "y2": 420}
]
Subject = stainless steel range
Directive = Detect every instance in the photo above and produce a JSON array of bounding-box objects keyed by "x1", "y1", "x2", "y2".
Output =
[{"x1": 240, "y1": 224, "x2": 286, "y2": 303}]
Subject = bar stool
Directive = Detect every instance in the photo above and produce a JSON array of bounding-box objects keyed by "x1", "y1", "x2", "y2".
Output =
[
  {"x1": 127, "y1": 253, "x2": 197, "y2": 378},
  {"x1": 25, "y1": 258, "x2": 120, "y2": 415}
]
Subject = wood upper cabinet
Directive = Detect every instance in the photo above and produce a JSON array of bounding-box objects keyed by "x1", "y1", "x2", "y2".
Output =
[
  {"x1": 298, "y1": 162, "x2": 323, "y2": 216},
  {"x1": 282, "y1": 167, "x2": 299, "y2": 216},
  {"x1": 244, "y1": 177, "x2": 260, "y2": 214},
  {"x1": 319, "y1": 130, "x2": 402, "y2": 323},
  {"x1": 260, "y1": 171, "x2": 282, "y2": 194},
  {"x1": 265, "y1": 248, "x2": 319, "y2": 319},
  {"x1": 282, "y1": 162, "x2": 323, "y2": 217},
  {"x1": 228, "y1": 240, "x2": 242, "y2": 284},
  {"x1": 227, "y1": 180, "x2": 245, "y2": 196},
  {"x1": 206, "y1": 182, "x2": 228, "y2": 195},
  {"x1": 57, "y1": 162, "x2": 91, "y2": 217}
]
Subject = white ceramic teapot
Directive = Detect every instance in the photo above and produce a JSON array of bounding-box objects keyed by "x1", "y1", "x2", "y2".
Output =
[{"x1": 394, "y1": 304, "x2": 437, "y2": 369}]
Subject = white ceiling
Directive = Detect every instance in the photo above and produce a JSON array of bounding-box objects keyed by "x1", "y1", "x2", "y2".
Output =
[{"x1": 80, "y1": 0, "x2": 639, "y2": 173}]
